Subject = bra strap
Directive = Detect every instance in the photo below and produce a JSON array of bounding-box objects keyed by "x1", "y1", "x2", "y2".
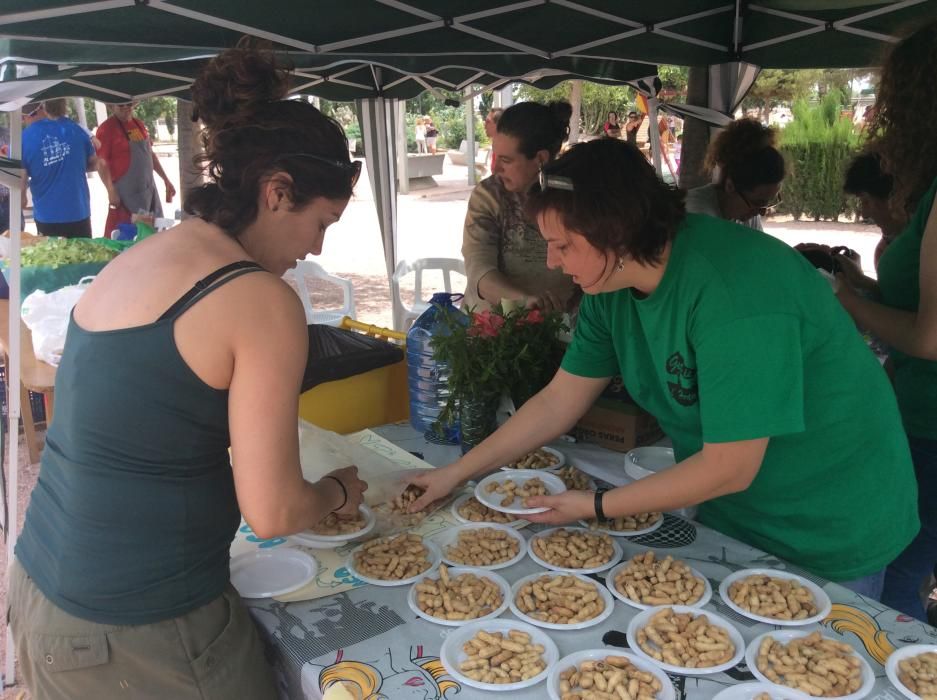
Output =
[{"x1": 158, "y1": 261, "x2": 265, "y2": 322}]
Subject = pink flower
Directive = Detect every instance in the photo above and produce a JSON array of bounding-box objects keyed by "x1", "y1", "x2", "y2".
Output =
[
  {"x1": 523, "y1": 308, "x2": 544, "y2": 324},
  {"x1": 468, "y1": 310, "x2": 505, "y2": 337}
]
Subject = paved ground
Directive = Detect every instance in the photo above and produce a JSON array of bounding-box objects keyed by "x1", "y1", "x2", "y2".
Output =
[{"x1": 1, "y1": 150, "x2": 886, "y2": 696}]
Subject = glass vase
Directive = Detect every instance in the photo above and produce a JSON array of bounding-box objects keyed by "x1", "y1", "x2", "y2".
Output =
[{"x1": 459, "y1": 393, "x2": 500, "y2": 454}]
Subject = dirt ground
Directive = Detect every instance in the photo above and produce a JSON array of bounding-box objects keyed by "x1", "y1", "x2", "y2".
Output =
[{"x1": 0, "y1": 150, "x2": 889, "y2": 694}]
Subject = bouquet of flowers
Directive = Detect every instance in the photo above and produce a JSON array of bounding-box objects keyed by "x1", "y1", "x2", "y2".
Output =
[{"x1": 430, "y1": 302, "x2": 568, "y2": 434}]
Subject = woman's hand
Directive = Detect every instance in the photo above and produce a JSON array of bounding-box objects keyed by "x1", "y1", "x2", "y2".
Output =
[
  {"x1": 522, "y1": 489, "x2": 596, "y2": 525},
  {"x1": 407, "y1": 466, "x2": 465, "y2": 513},
  {"x1": 321, "y1": 466, "x2": 368, "y2": 517},
  {"x1": 526, "y1": 290, "x2": 562, "y2": 313}
]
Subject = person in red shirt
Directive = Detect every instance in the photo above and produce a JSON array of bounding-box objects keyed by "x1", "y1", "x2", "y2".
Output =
[{"x1": 95, "y1": 102, "x2": 175, "y2": 237}]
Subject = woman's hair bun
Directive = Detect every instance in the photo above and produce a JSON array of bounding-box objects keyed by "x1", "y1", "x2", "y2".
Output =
[{"x1": 191, "y1": 37, "x2": 290, "y2": 131}]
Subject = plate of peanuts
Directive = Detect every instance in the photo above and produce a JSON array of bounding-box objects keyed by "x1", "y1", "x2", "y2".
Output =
[
  {"x1": 718, "y1": 569, "x2": 832, "y2": 626},
  {"x1": 885, "y1": 644, "x2": 937, "y2": 700},
  {"x1": 547, "y1": 649, "x2": 676, "y2": 700},
  {"x1": 746, "y1": 631, "x2": 874, "y2": 700},
  {"x1": 290, "y1": 505, "x2": 376, "y2": 548},
  {"x1": 626, "y1": 605, "x2": 745, "y2": 675},
  {"x1": 450, "y1": 493, "x2": 528, "y2": 527},
  {"x1": 346, "y1": 533, "x2": 441, "y2": 587},
  {"x1": 606, "y1": 551, "x2": 712, "y2": 610},
  {"x1": 407, "y1": 564, "x2": 511, "y2": 626},
  {"x1": 434, "y1": 523, "x2": 528, "y2": 570},
  {"x1": 527, "y1": 526, "x2": 622, "y2": 574},
  {"x1": 475, "y1": 470, "x2": 567, "y2": 515},
  {"x1": 510, "y1": 571, "x2": 615, "y2": 630},
  {"x1": 501, "y1": 446, "x2": 566, "y2": 471},
  {"x1": 580, "y1": 511, "x2": 664, "y2": 537},
  {"x1": 439, "y1": 619, "x2": 559, "y2": 691}
]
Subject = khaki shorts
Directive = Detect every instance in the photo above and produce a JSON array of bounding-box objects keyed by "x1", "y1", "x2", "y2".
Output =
[{"x1": 8, "y1": 559, "x2": 277, "y2": 700}]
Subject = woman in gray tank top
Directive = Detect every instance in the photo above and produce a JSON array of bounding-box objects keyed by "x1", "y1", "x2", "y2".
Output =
[{"x1": 10, "y1": 38, "x2": 367, "y2": 700}]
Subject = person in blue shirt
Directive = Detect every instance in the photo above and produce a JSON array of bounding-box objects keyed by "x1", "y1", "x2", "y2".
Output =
[{"x1": 20, "y1": 98, "x2": 116, "y2": 237}]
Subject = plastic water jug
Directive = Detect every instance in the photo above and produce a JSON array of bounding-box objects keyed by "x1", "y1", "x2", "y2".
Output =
[{"x1": 406, "y1": 292, "x2": 465, "y2": 442}]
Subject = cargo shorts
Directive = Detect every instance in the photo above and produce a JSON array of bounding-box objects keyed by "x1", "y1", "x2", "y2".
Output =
[{"x1": 8, "y1": 559, "x2": 278, "y2": 700}]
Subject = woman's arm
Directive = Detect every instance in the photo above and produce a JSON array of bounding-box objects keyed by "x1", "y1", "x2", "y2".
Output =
[
  {"x1": 837, "y1": 196, "x2": 937, "y2": 359},
  {"x1": 227, "y1": 278, "x2": 366, "y2": 538},
  {"x1": 524, "y1": 437, "x2": 769, "y2": 524},
  {"x1": 408, "y1": 369, "x2": 610, "y2": 511}
]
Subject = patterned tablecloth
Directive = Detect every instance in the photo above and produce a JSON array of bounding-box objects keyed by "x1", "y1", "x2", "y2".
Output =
[{"x1": 235, "y1": 423, "x2": 936, "y2": 700}]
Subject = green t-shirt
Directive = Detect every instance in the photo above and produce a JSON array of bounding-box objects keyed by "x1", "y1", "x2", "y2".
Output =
[
  {"x1": 562, "y1": 213, "x2": 918, "y2": 581},
  {"x1": 876, "y1": 176, "x2": 937, "y2": 439}
]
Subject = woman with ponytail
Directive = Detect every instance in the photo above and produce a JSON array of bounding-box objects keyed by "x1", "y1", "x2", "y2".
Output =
[
  {"x1": 462, "y1": 100, "x2": 579, "y2": 312},
  {"x1": 9, "y1": 40, "x2": 366, "y2": 699},
  {"x1": 685, "y1": 117, "x2": 786, "y2": 231}
]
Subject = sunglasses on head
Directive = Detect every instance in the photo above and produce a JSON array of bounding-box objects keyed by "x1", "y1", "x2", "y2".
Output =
[
  {"x1": 538, "y1": 166, "x2": 575, "y2": 192},
  {"x1": 281, "y1": 152, "x2": 362, "y2": 187}
]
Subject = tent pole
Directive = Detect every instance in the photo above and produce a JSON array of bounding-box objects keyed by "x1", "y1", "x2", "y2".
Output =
[
  {"x1": 4, "y1": 106, "x2": 22, "y2": 690},
  {"x1": 465, "y1": 86, "x2": 476, "y2": 187},
  {"x1": 647, "y1": 96, "x2": 663, "y2": 177}
]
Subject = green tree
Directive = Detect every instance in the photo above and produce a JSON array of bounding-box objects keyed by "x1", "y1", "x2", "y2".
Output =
[{"x1": 134, "y1": 97, "x2": 177, "y2": 139}]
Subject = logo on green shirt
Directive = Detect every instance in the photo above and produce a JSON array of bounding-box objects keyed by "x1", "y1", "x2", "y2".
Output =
[{"x1": 665, "y1": 352, "x2": 698, "y2": 406}]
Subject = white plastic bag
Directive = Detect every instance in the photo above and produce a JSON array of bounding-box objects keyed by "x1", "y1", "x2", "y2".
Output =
[{"x1": 21, "y1": 276, "x2": 95, "y2": 366}]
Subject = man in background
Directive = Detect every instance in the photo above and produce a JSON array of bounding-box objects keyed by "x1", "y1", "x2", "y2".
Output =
[
  {"x1": 21, "y1": 98, "x2": 116, "y2": 238},
  {"x1": 624, "y1": 111, "x2": 644, "y2": 146}
]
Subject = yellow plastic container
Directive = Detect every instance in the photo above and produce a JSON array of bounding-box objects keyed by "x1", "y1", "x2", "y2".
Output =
[{"x1": 297, "y1": 317, "x2": 410, "y2": 434}]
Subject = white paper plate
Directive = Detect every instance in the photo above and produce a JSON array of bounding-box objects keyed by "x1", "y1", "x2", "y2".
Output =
[
  {"x1": 500, "y1": 446, "x2": 566, "y2": 472},
  {"x1": 475, "y1": 470, "x2": 567, "y2": 515},
  {"x1": 230, "y1": 548, "x2": 318, "y2": 599},
  {"x1": 547, "y1": 649, "x2": 676, "y2": 700},
  {"x1": 605, "y1": 559, "x2": 712, "y2": 610},
  {"x1": 509, "y1": 571, "x2": 615, "y2": 631},
  {"x1": 439, "y1": 618, "x2": 559, "y2": 692},
  {"x1": 527, "y1": 527, "x2": 622, "y2": 574},
  {"x1": 407, "y1": 566, "x2": 511, "y2": 626},
  {"x1": 345, "y1": 538, "x2": 442, "y2": 587},
  {"x1": 746, "y1": 631, "x2": 875, "y2": 700},
  {"x1": 289, "y1": 505, "x2": 376, "y2": 549},
  {"x1": 433, "y1": 523, "x2": 528, "y2": 571},
  {"x1": 718, "y1": 568, "x2": 832, "y2": 626},
  {"x1": 627, "y1": 605, "x2": 745, "y2": 675},
  {"x1": 450, "y1": 493, "x2": 528, "y2": 528},
  {"x1": 712, "y1": 681, "x2": 809, "y2": 700},
  {"x1": 886, "y1": 644, "x2": 937, "y2": 700},
  {"x1": 579, "y1": 513, "x2": 664, "y2": 537}
]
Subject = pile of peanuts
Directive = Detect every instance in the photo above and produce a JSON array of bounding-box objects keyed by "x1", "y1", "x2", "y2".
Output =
[
  {"x1": 308, "y1": 511, "x2": 367, "y2": 536},
  {"x1": 506, "y1": 448, "x2": 560, "y2": 470},
  {"x1": 446, "y1": 527, "x2": 521, "y2": 567},
  {"x1": 897, "y1": 651, "x2": 937, "y2": 699},
  {"x1": 557, "y1": 465, "x2": 592, "y2": 491},
  {"x1": 457, "y1": 496, "x2": 517, "y2": 524},
  {"x1": 613, "y1": 552, "x2": 707, "y2": 606},
  {"x1": 635, "y1": 608, "x2": 736, "y2": 668},
  {"x1": 485, "y1": 477, "x2": 549, "y2": 508},
  {"x1": 414, "y1": 564, "x2": 503, "y2": 621},
  {"x1": 459, "y1": 628, "x2": 547, "y2": 684},
  {"x1": 352, "y1": 533, "x2": 432, "y2": 581},
  {"x1": 728, "y1": 574, "x2": 818, "y2": 620},
  {"x1": 585, "y1": 511, "x2": 662, "y2": 533},
  {"x1": 376, "y1": 484, "x2": 430, "y2": 527},
  {"x1": 557, "y1": 655, "x2": 664, "y2": 700},
  {"x1": 531, "y1": 528, "x2": 615, "y2": 570},
  {"x1": 755, "y1": 632, "x2": 864, "y2": 697},
  {"x1": 514, "y1": 574, "x2": 605, "y2": 625}
]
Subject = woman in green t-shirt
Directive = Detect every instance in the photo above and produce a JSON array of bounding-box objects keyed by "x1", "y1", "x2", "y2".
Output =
[
  {"x1": 832, "y1": 19, "x2": 937, "y2": 621},
  {"x1": 409, "y1": 137, "x2": 918, "y2": 597}
]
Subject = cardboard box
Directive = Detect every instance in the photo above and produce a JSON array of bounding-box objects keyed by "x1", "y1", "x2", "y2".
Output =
[{"x1": 573, "y1": 376, "x2": 664, "y2": 452}]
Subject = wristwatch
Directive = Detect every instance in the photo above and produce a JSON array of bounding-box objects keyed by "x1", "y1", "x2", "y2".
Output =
[{"x1": 594, "y1": 487, "x2": 609, "y2": 523}]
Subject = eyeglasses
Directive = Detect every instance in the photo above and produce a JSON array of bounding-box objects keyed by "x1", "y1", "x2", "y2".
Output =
[
  {"x1": 538, "y1": 167, "x2": 575, "y2": 192},
  {"x1": 281, "y1": 153, "x2": 362, "y2": 187},
  {"x1": 738, "y1": 189, "x2": 783, "y2": 215}
]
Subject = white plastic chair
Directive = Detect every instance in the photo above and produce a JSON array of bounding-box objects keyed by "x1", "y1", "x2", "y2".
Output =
[
  {"x1": 284, "y1": 260, "x2": 356, "y2": 327},
  {"x1": 391, "y1": 257, "x2": 466, "y2": 331}
]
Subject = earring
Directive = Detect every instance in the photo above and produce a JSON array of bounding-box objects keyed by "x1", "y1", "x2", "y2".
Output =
[{"x1": 616, "y1": 257, "x2": 625, "y2": 272}]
